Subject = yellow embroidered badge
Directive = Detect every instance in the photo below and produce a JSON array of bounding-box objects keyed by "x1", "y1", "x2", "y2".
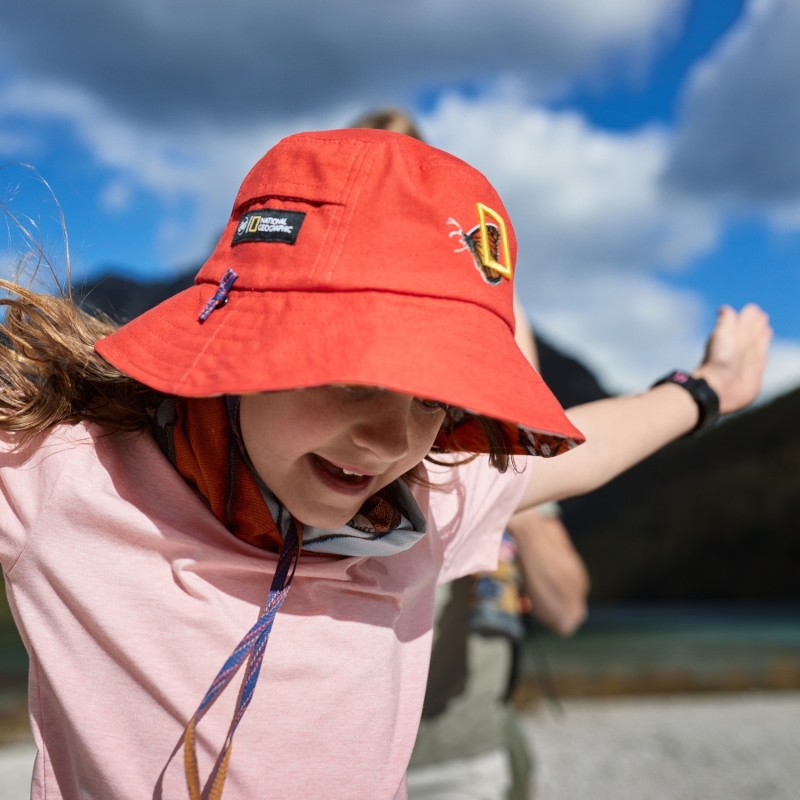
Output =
[{"x1": 448, "y1": 204, "x2": 512, "y2": 285}]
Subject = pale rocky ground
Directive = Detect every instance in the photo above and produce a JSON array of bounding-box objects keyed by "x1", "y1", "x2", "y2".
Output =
[
  {"x1": 0, "y1": 743, "x2": 36, "y2": 800},
  {"x1": 2, "y1": 692, "x2": 800, "y2": 799},
  {"x1": 524, "y1": 692, "x2": 800, "y2": 800}
]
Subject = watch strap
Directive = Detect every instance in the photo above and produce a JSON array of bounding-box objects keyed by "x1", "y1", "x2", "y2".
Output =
[{"x1": 652, "y1": 370, "x2": 720, "y2": 436}]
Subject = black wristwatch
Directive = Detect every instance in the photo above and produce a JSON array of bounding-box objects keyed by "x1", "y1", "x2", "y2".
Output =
[{"x1": 652, "y1": 370, "x2": 720, "y2": 436}]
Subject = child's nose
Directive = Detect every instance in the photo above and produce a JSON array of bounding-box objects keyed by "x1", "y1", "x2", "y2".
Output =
[{"x1": 350, "y1": 395, "x2": 413, "y2": 462}]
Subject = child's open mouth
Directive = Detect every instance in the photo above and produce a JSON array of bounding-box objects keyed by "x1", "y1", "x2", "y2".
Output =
[{"x1": 309, "y1": 454, "x2": 376, "y2": 496}]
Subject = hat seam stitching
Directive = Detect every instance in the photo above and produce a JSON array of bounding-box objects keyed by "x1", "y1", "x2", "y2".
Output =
[
  {"x1": 174, "y1": 285, "x2": 234, "y2": 386},
  {"x1": 319, "y1": 142, "x2": 370, "y2": 283},
  {"x1": 103, "y1": 343, "x2": 564, "y2": 425},
  {"x1": 289, "y1": 133, "x2": 464, "y2": 168},
  {"x1": 124, "y1": 286, "x2": 516, "y2": 341},
  {"x1": 306, "y1": 142, "x2": 363, "y2": 283},
  {"x1": 323, "y1": 144, "x2": 379, "y2": 285},
  {"x1": 235, "y1": 192, "x2": 345, "y2": 211},
  {"x1": 100, "y1": 322, "x2": 575, "y2": 437},
  {"x1": 106, "y1": 288, "x2": 512, "y2": 344}
]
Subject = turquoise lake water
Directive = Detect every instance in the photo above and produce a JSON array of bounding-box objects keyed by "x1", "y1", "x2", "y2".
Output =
[{"x1": 520, "y1": 604, "x2": 800, "y2": 694}]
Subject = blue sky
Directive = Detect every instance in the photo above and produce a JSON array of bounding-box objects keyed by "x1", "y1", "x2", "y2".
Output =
[
  {"x1": 1, "y1": 0, "x2": 800, "y2": 394},
  {"x1": 556, "y1": 0, "x2": 746, "y2": 129}
]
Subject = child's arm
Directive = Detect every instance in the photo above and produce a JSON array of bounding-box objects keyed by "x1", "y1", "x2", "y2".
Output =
[{"x1": 517, "y1": 303, "x2": 772, "y2": 510}]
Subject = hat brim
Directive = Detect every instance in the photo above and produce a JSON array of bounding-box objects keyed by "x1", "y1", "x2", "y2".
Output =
[{"x1": 95, "y1": 285, "x2": 584, "y2": 457}]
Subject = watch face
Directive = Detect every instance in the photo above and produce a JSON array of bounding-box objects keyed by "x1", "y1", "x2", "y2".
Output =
[{"x1": 653, "y1": 371, "x2": 719, "y2": 435}]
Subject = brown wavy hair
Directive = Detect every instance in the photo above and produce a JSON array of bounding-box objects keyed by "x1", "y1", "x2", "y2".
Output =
[
  {"x1": 0, "y1": 280, "x2": 165, "y2": 441},
  {"x1": 349, "y1": 108, "x2": 423, "y2": 141}
]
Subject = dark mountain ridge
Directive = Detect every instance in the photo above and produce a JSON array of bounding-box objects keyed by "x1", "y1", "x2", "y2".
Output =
[{"x1": 561, "y1": 388, "x2": 800, "y2": 603}]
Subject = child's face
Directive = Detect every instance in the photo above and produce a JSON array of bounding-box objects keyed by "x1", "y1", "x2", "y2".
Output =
[{"x1": 239, "y1": 386, "x2": 446, "y2": 529}]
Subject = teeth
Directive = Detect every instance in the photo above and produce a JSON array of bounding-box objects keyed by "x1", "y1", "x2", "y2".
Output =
[{"x1": 341, "y1": 469, "x2": 364, "y2": 476}]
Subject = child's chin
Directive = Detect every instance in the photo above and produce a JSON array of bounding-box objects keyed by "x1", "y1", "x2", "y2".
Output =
[{"x1": 294, "y1": 503, "x2": 361, "y2": 531}]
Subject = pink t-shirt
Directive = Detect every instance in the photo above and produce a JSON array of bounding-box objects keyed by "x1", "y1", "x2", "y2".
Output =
[{"x1": 0, "y1": 422, "x2": 528, "y2": 799}]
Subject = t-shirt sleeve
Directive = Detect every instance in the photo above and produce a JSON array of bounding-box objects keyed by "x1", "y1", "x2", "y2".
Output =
[
  {"x1": 425, "y1": 454, "x2": 530, "y2": 585},
  {"x1": 0, "y1": 430, "x2": 74, "y2": 570}
]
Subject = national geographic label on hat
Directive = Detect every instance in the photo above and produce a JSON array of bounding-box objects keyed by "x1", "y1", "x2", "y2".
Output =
[{"x1": 232, "y1": 208, "x2": 306, "y2": 246}]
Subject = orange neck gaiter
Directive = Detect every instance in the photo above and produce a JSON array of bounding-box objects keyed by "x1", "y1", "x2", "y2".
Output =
[{"x1": 171, "y1": 396, "x2": 285, "y2": 553}]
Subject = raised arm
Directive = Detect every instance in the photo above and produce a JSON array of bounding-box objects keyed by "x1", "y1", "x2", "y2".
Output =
[{"x1": 517, "y1": 304, "x2": 772, "y2": 511}]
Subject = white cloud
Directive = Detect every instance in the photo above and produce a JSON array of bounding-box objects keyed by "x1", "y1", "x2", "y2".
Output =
[
  {"x1": 0, "y1": 131, "x2": 28, "y2": 156},
  {"x1": 667, "y1": 0, "x2": 800, "y2": 216},
  {"x1": 0, "y1": 0, "x2": 692, "y2": 278},
  {"x1": 1, "y1": 76, "x2": 773, "y2": 397},
  {"x1": 527, "y1": 271, "x2": 800, "y2": 403},
  {"x1": 420, "y1": 88, "x2": 800, "y2": 399},
  {"x1": 0, "y1": 0, "x2": 688, "y2": 124},
  {"x1": 760, "y1": 338, "x2": 800, "y2": 401},
  {"x1": 424, "y1": 89, "x2": 719, "y2": 287},
  {"x1": 769, "y1": 203, "x2": 800, "y2": 231},
  {"x1": 523, "y1": 273, "x2": 708, "y2": 393},
  {"x1": 2, "y1": 6, "x2": 799, "y2": 400},
  {"x1": 100, "y1": 180, "x2": 133, "y2": 213},
  {"x1": 0, "y1": 78, "x2": 347, "y2": 267}
]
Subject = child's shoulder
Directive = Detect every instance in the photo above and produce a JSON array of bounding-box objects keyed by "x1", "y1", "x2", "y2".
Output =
[
  {"x1": 0, "y1": 420, "x2": 111, "y2": 470},
  {"x1": 0, "y1": 422, "x2": 111, "y2": 567},
  {"x1": 419, "y1": 452, "x2": 529, "y2": 537},
  {"x1": 418, "y1": 454, "x2": 530, "y2": 584},
  {"x1": 423, "y1": 452, "x2": 528, "y2": 499}
]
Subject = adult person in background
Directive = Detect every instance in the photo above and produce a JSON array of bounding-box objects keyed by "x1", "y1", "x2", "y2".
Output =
[
  {"x1": 404, "y1": 322, "x2": 590, "y2": 800},
  {"x1": 407, "y1": 504, "x2": 588, "y2": 800},
  {"x1": 354, "y1": 109, "x2": 591, "y2": 800}
]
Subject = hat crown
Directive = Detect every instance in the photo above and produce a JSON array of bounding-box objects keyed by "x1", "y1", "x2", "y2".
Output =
[{"x1": 197, "y1": 129, "x2": 517, "y2": 332}]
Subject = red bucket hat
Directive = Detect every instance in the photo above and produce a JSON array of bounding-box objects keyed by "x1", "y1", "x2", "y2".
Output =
[{"x1": 96, "y1": 129, "x2": 584, "y2": 458}]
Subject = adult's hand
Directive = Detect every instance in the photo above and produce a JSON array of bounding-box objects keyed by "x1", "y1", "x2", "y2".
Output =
[{"x1": 507, "y1": 505, "x2": 589, "y2": 637}]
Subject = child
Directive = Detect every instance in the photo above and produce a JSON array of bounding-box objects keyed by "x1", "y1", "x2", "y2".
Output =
[{"x1": 0, "y1": 129, "x2": 770, "y2": 799}]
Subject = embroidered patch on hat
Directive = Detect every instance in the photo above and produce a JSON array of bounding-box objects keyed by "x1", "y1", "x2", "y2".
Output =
[
  {"x1": 232, "y1": 208, "x2": 306, "y2": 246},
  {"x1": 448, "y1": 203, "x2": 512, "y2": 285}
]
